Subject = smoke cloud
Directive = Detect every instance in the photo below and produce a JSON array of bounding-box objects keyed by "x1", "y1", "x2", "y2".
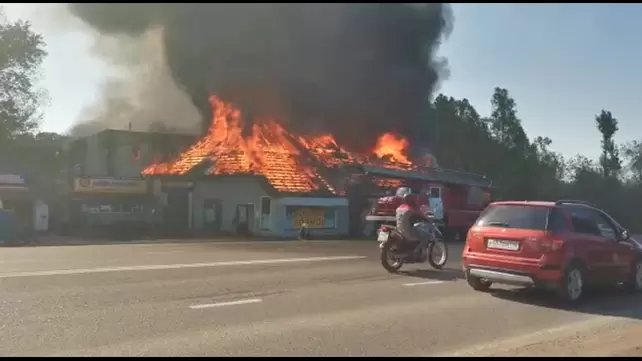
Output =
[
  {"x1": 68, "y1": 27, "x2": 201, "y2": 137},
  {"x1": 67, "y1": 4, "x2": 452, "y2": 155}
]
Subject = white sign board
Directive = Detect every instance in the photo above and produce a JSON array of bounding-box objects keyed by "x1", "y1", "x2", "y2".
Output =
[{"x1": 0, "y1": 174, "x2": 25, "y2": 185}]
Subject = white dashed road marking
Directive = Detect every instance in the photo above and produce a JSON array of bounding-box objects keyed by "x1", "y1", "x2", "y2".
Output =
[
  {"x1": 189, "y1": 298, "x2": 263, "y2": 310},
  {"x1": 145, "y1": 251, "x2": 185, "y2": 255},
  {"x1": 402, "y1": 280, "x2": 445, "y2": 287}
]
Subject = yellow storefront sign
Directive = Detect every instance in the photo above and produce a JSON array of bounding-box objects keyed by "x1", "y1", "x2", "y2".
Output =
[
  {"x1": 73, "y1": 178, "x2": 148, "y2": 194},
  {"x1": 292, "y1": 208, "x2": 326, "y2": 229}
]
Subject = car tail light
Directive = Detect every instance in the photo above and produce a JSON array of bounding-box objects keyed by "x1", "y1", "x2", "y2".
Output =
[
  {"x1": 467, "y1": 231, "x2": 481, "y2": 243},
  {"x1": 465, "y1": 231, "x2": 482, "y2": 252},
  {"x1": 539, "y1": 238, "x2": 565, "y2": 253}
]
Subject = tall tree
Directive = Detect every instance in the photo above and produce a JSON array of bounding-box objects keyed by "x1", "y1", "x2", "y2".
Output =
[
  {"x1": 12, "y1": 131, "x2": 69, "y2": 199},
  {"x1": 489, "y1": 87, "x2": 529, "y2": 151},
  {"x1": 487, "y1": 88, "x2": 535, "y2": 198},
  {"x1": 0, "y1": 8, "x2": 47, "y2": 149},
  {"x1": 595, "y1": 110, "x2": 621, "y2": 178},
  {"x1": 621, "y1": 140, "x2": 642, "y2": 183}
]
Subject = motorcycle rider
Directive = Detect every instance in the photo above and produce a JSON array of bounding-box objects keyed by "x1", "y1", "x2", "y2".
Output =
[{"x1": 395, "y1": 192, "x2": 432, "y2": 245}]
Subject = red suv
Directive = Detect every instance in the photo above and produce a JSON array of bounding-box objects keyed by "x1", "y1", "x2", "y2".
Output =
[{"x1": 462, "y1": 200, "x2": 642, "y2": 305}]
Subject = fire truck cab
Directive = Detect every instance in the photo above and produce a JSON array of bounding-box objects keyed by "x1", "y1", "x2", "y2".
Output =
[{"x1": 362, "y1": 166, "x2": 492, "y2": 242}]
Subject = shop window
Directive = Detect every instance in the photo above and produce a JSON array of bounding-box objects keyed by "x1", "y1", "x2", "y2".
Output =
[
  {"x1": 80, "y1": 201, "x2": 145, "y2": 214},
  {"x1": 122, "y1": 200, "x2": 144, "y2": 213},
  {"x1": 1, "y1": 200, "x2": 15, "y2": 211}
]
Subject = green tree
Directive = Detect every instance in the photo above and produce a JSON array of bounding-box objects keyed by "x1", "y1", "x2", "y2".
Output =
[
  {"x1": 433, "y1": 95, "x2": 496, "y2": 174},
  {"x1": 11, "y1": 131, "x2": 70, "y2": 199},
  {"x1": 487, "y1": 88, "x2": 535, "y2": 198},
  {"x1": 621, "y1": 140, "x2": 642, "y2": 183},
  {"x1": 0, "y1": 8, "x2": 47, "y2": 148},
  {"x1": 595, "y1": 110, "x2": 621, "y2": 178},
  {"x1": 529, "y1": 136, "x2": 566, "y2": 199},
  {"x1": 489, "y1": 87, "x2": 529, "y2": 151},
  {"x1": 431, "y1": 86, "x2": 641, "y2": 231}
]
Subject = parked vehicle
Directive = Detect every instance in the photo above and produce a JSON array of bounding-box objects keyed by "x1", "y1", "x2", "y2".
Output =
[
  {"x1": 377, "y1": 214, "x2": 448, "y2": 273},
  {"x1": 462, "y1": 200, "x2": 642, "y2": 305}
]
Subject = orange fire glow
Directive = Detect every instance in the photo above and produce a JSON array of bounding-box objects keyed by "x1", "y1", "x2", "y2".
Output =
[
  {"x1": 143, "y1": 96, "x2": 414, "y2": 193},
  {"x1": 373, "y1": 133, "x2": 410, "y2": 164}
]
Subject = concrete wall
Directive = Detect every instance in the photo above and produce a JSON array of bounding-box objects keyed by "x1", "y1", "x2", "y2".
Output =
[
  {"x1": 73, "y1": 130, "x2": 195, "y2": 178},
  {"x1": 82, "y1": 134, "x2": 154, "y2": 178}
]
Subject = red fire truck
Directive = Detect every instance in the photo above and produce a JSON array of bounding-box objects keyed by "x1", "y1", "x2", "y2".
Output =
[{"x1": 360, "y1": 165, "x2": 493, "y2": 242}]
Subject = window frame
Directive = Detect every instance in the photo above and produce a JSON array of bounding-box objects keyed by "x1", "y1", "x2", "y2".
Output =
[{"x1": 565, "y1": 205, "x2": 619, "y2": 240}]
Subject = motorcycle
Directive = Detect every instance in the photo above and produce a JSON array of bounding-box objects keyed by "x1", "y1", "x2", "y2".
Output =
[{"x1": 377, "y1": 215, "x2": 449, "y2": 273}]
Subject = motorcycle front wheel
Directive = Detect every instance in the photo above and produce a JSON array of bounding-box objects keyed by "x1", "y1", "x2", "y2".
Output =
[
  {"x1": 380, "y1": 242, "x2": 404, "y2": 273},
  {"x1": 427, "y1": 240, "x2": 448, "y2": 270}
]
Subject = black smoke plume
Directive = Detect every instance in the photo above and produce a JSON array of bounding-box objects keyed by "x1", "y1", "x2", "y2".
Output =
[{"x1": 68, "y1": 3, "x2": 452, "y2": 156}]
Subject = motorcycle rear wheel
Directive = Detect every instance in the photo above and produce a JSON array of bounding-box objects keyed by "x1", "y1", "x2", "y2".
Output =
[
  {"x1": 380, "y1": 242, "x2": 404, "y2": 273},
  {"x1": 427, "y1": 240, "x2": 448, "y2": 270}
]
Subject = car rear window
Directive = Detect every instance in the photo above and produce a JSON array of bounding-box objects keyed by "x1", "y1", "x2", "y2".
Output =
[{"x1": 476, "y1": 205, "x2": 551, "y2": 231}]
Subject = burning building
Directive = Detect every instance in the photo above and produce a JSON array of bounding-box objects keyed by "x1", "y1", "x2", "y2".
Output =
[
  {"x1": 142, "y1": 96, "x2": 422, "y2": 238},
  {"x1": 65, "y1": 3, "x2": 466, "y2": 238}
]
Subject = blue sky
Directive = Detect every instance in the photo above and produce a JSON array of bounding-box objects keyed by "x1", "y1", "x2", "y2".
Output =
[{"x1": 4, "y1": 3, "x2": 642, "y2": 160}]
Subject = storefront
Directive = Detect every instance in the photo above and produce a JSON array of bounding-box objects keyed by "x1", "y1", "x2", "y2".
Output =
[
  {"x1": 68, "y1": 177, "x2": 152, "y2": 237},
  {"x1": 0, "y1": 173, "x2": 32, "y2": 228}
]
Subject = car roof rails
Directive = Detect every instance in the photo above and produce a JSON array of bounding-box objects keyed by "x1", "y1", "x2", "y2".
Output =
[{"x1": 554, "y1": 199, "x2": 596, "y2": 207}]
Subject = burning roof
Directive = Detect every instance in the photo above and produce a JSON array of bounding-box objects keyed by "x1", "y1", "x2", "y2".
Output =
[
  {"x1": 142, "y1": 96, "x2": 417, "y2": 194},
  {"x1": 142, "y1": 96, "x2": 491, "y2": 194}
]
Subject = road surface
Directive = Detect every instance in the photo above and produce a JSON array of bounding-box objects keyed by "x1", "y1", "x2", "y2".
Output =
[{"x1": 0, "y1": 240, "x2": 640, "y2": 356}]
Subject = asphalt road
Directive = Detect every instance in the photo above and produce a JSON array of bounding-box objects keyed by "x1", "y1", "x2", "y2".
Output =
[{"x1": 1, "y1": 239, "x2": 641, "y2": 356}]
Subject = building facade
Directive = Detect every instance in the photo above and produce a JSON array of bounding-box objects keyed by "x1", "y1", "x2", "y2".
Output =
[
  {"x1": 62, "y1": 129, "x2": 196, "y2": 236},
  {"x1": 151, "y1": 175, "x2": 350, "y2": 238}
]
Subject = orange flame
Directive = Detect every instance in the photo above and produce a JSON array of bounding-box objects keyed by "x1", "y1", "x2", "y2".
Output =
[
  {"x1": 373, "y1": 133, "x2": 410, "y2": 164},
  {"x1": 143, "y1": 96, "x2": 414, "y2": 193}
]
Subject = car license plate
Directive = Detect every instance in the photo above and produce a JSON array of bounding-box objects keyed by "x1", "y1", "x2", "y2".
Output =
[
  {"x1": 487, "y1": 239, "x2": 520, "y2": 251},
  {"x1": 377, "y1": 231, "x2": 390, "y2": 242}
]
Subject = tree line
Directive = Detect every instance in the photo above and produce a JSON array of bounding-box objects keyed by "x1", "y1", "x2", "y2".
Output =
[
  {"x1": 3, "y1": 10, "x2": 642, "y2": 231},
  {"x1": 433, "y1": 90, "x2": 642, "y2": 231}
]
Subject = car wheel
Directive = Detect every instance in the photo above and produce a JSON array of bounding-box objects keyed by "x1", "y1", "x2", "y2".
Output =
[
  {"x1": 465, "y1": 271, "x2": 492, "y2": 292},
  {"x1": 557, "y1": 263, "x2": 585, "y2": 306},
  {"x1": 623, "y1": 258, "x2": 642, "y2": 293}
]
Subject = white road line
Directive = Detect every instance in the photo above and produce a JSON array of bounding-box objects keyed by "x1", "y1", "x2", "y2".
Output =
[
  {"x1": 130, "y1": 240, "x2": 354, "y2": 246},
  {"x1": 145, "y1": 251, "x2": 185, "y2": 255},
  {"x1": 0, "y1": 255, "x2": 367, "y2": 279},
  {"x1": 189, "y1": 298, "x2": 263, "y2": 310},
  {"x1": 402, "y1": 280, "x2": 445, "y2": 287}
]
